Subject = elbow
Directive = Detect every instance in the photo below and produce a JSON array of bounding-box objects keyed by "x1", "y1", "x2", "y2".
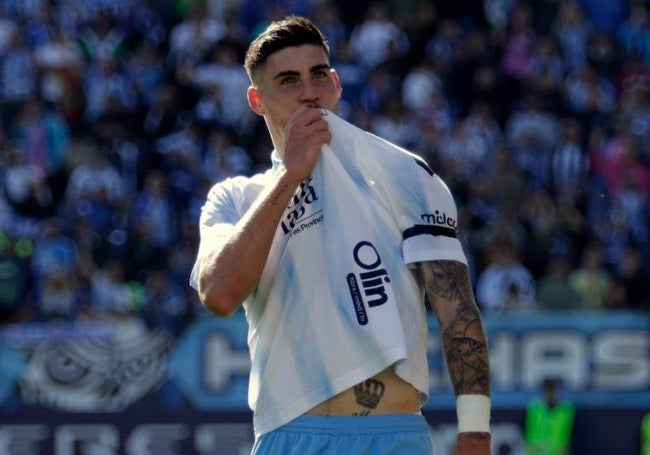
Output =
[
  {"x1": 199, "y1": 283, "x2": 243, "y2": 318},
  {"x1": 196, "y1": 258, "x2": 251, "y2": 317}
]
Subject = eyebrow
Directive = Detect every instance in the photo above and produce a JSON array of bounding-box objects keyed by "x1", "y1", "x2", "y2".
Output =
[{"x1": 272, "y1": 64, "x2": 332, "y2": 81}]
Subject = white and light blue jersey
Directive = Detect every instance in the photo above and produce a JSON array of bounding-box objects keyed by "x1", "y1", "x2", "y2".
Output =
[{"x1": 190, "y1": 110, "x2": 467, "y2": 437}]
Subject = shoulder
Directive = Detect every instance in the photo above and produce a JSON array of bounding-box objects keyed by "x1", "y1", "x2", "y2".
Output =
[
  {"x1": 206, "y1": 170, "x2": 270, "y2": 201},
  {"x1": 325, "y1": 110, "x2": 453, "y2": 196},
  {"x1": 366, "y1": 131, "x2": 451, "y2": 194},
  {"x1": 201, "y1": 170, "x2": 271, "y2": 224}
]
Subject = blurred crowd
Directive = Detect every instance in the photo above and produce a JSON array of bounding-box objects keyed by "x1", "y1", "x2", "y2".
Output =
[{"x1": 0, "y1": 0, "x2": 649, "y2": 334}]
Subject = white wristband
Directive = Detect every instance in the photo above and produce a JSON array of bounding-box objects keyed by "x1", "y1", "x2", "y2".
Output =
[{"x1": 456, "y1": 394, "x2": 491, "y2": 433}]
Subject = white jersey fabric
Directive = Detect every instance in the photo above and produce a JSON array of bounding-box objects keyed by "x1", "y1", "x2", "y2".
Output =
[{"x1": 190, "y1": 110, "x2": 467, "y2": 437}]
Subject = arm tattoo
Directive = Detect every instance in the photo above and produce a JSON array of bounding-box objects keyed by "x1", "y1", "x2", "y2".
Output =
[
  {"x1": 352, "y1": 379, "x2": 385, "y2": 416},
  {"x1": 270, "y1": 183, "x2": 290, "y2": 206},
  {"x1": 423, "y1": 261, "x2": 491, "y2": 397}
]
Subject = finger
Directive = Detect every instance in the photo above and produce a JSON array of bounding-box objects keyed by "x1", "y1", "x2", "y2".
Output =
[
  {"x1": 290, "y1": 105, "x2": 325, "y2": 128},
  {"x1": 287, "y1": 105, "x2": 315, "y2": 125},
  {"x1": 305, "y1": 116, "x2": 330, "y2": 133}
]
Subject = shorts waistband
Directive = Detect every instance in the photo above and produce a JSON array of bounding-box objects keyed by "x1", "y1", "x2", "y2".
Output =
[{"x1": 276, "y1": 414, "x2": 428, "y2": 435}]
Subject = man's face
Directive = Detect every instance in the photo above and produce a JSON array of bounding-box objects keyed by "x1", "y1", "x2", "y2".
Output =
[{"x1": 247, "y1": 44, "x2": 342, "y2": 150}]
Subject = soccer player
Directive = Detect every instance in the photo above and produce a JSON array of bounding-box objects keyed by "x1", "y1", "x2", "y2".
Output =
[{"x1": 191, "y1": 15, "x2": 491, "y2": 455}]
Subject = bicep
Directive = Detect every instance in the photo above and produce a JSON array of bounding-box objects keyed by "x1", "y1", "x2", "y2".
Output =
[{"x1": 191, "y1": 183, "x2": 240, "y2": 289}]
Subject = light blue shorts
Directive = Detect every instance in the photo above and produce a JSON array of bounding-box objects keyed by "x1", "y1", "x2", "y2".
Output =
[{"x1": 251, "y1": 414, "x2": 434, "y2": 455}]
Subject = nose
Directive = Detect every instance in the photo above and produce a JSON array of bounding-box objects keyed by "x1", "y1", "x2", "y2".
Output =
[{"x1": 300, "y1": 80, "x2": 319, "y2": 105}]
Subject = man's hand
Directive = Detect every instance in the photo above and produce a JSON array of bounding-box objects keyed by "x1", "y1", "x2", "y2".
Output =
[
  {"x1": 453, "y1": 432, "x2": 491, "y2": 455},
  {"x1": 281, "y1": 106, "x2": 331, "y2": 183}
]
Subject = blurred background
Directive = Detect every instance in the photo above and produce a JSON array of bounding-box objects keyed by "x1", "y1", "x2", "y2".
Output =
[{"x1": 0, "y1": 0, "x2": 648, "y2": 454}]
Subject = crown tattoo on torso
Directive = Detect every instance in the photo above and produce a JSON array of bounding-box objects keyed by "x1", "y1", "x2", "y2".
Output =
[{"x1": 354, "y1": 378, "x2": 386, "y2": 410}]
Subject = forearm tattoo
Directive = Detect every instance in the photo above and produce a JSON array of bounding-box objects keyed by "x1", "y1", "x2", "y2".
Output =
[
  {"x1": 352, "y1": 378, "x2": 385, "y2": 416},
  {"x1": 270, "y1": 183, "x2": 290, "y2": 206},
  {"x1": 423, "y1": 261, "x2": 490, "y2": 397}
]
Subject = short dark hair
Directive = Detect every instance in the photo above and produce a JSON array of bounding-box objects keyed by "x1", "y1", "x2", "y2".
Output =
[{"x1": 244, "y1": 16, "x2": 330, "y2": 82}]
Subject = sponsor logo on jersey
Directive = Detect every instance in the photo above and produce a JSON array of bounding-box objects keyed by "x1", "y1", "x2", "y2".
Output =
[
  {"x1": 280, "y1": 177, "x2": 320, "y2": 235},
  {"x1": 346, "y1": 241, "x2": 391, "y2": 325},
  {"x1": 420, "y1": 210, "x2": 457, "y2": 230}
]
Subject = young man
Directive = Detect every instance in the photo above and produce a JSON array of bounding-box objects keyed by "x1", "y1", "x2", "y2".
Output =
[{"x1": 190, "y1": 16, "x2": 491, "y2": 454}]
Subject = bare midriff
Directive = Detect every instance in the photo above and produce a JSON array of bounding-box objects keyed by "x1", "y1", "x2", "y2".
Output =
[{"x1": 306, "y1": 366, "x2": 420, "y2": 416}]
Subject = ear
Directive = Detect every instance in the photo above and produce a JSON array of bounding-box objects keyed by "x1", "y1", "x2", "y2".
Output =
[{"x1": 247, "y1": 86, "x2": 264, "y2": 116}]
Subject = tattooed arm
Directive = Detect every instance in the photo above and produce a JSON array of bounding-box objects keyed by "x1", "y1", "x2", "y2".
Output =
[{"x1": 421, "y1": 260, "x2": 492, "y2": 455}]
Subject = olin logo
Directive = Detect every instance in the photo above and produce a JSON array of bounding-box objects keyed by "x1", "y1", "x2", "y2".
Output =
[
  {"x1": 280, "y1": 177, "x2": 319, "y2": 234},
  {"x1": 347, "y1": 241, "x2": 391, "y2": 325}
]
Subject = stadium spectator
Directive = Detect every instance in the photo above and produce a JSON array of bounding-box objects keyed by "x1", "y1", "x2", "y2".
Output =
[
  {"x1": 202, "y1": 128, "x2": 253, "y2": 182},
  {"x1": 548, "y1": 117, "x2": 590, "y2": 205},
  {"x1": 2, "y1": 141, "x2": 55, "y2": 218},
  {"x1": 142, "y1": 84, "x2": 184, "y2": 145},
  {"x1": 167, "y1": 4, "x2": 225, "y2": 67},
  {"x1": 89, "y1": 259, "x2": 141, "y2": 319},
  {"x1": 500, "y1": 2, "x2": 538, "y2": 84},
  {"x1": 0, "y1": 10, "x2": 18, "y2": 55},
  {"x1": 370, "y1": 94, "x2": 419, "y2": 147},
  {"x1": 616, "y1": 1, "x2": 650, "y2": 67},
  {"x1": 141, "y1": 266, "x2": 189, "y2": 336},
  {"x1": 505, "y1": 93, "x2": 561, "y2": 190},
  {"x1": 81, "y1": 57, "x2": 137, "y2": 124},
  {"x1": 424, "y1": 18, "x2": 462, "y2": 75},
  {"x1": 550, "y1": 2, "x2": 592, "y2": 74},
  {"x1": 33, "y1": 31, "x2": 85, "y2": 129},
  {"x1": 313, "y1": 1, "x2": 349, "y2": 57},
  {"x1": 357, "y1": 65, "x2": 395, "y2": 115},
  {"x1": 612, "y1": 246, "x2": 650, "y2": 311},
  {"x1": 131, "y1": 169, "x2": 178, "y2": 251},
  {"x1": 401, "y1": 55, "x2": 443, "y2": 113},
  {"x1": 63, "y1": 140, "x2": 127, "y2": 264},
  {"x1": 185, "y1": 43, "x2": 254, "y2": 131},
  {"x1": 32, "y1": 268, "x2": 83, "y2": 321},
  {"x1": 348, "y1": 2, "x2": 410, "y2": 70},
  {"x1": 529, "y1": 34, "x2": 564, "y2": 84},
  {"x1": 461, "y1": 101, "x2": 505, "y2": 160},
  {"x1": 0, "y1": 231, "x2": 32, "y2": 323},
  {"x1": 77, "y1": 9, "x2": 127, "y2": 63},
  {"x1": 8, "y1": 98, "x2": 70, "y2": 184},
  {"x1": 437, "y1": 116, "x2": 492, "y2": 183},
  {"x1": 617, "y1": 55, "x2": 650, "y2": 164},
  {"x1": 569, "y1": 243, "x2": 615, "y2": 310},
  {"x1": 563, "y1": 64, "x2": 617, "y2": 129},
  {"x1": 0, "y1": 29, "x2": 37, "y2": 119},
  {"x1": 445, "y1": 30, "x2": 495, "y2": 119},
  {"x1": 31, "y1": 217, "x2": 78, "y2": 286},
  {"x1": 123, "y1": 39, "x2": 168, "y2": 110},
  {"x1": 476, "y1": 238, "x2": 536, "y2": 313},
  {"x1": 23, "y1": 3, "x2": 57, "y2": 49},
  {"x1": 536, "y1": 257, "x2": 586, "y2": 310}
]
